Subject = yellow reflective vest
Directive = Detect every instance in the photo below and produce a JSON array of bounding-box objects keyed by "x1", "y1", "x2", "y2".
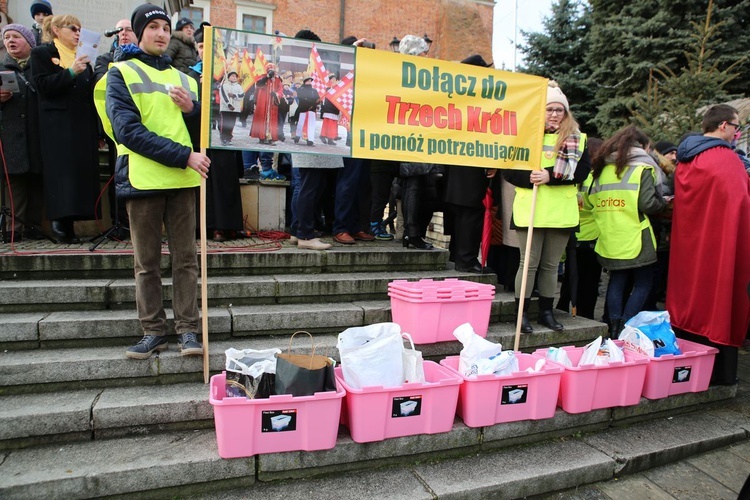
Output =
[
  {"x1": 512, "y1": 133, "x2": 587, "y2": 228},
  {"x1": 577, "y1": 173, "x2": 599, "y2": 242},
  {"x1": 587, "y1": 164, "x2": 657, "y2": 260},
  {"x1": 94, "y1": 58, "x2": 200, "y2": 191}
]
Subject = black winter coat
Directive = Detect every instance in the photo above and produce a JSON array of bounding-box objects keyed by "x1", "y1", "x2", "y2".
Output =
[
  {"x1": 444, "y1": 165, "x2": 491, "y2": 209},
  {"x1": 295, "y1": 84, "x2": 319, "y2": 114},
  {"x1": 105, "y1": 49, "x2": 200, "y2": 200},
  {"x1": 165, "y1": 31, "x2": 198, "y2": 74},
  {"x1": 0, "y1": 54, "x2": 43, "y2": 176},
  {"x1": 30, "y1": 43, "x2": 101, "y2": 220}
]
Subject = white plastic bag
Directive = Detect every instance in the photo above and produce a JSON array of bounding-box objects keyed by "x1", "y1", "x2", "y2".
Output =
[
  {"x1": 546, "y1": 347, "x2": 572, "y2": 367},
  {"x1": 453, "y1": 323, "x2": 503, "y2": 377},
  {"x1": 579, "y1": 337, "x2": 604, "y2": 366},
  {"x1": 619, "y1": 325, "x2": 655, "y2": 357},
  {"x1": 224, "y1": 348, "x2": 281, "y2": 398},
  {"x1": 225, "y1": 347, "x2": 280, "y2": 377},
  {"x1": 402, "y1": 333, "x2": 425, "y2": 384},
  {"x1": 337, "y1": 323, "x2": 404, "y2": 389},
  {"x1": 476, "y1": 350, "x2": 519, "y2": 376},
  {"x1": 580, "y1": 337, "x2": 625, "y2": 366},
  {"x1": 604, "y1": 338, "x2": 625, "y2": 363},
  {"x1": 526, "y1": 358, "x2": 546, "y2": 373}
]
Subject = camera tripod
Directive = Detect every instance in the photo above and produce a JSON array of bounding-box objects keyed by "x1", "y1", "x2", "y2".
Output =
[{"x1": 88, "y1": 167, "x2": 129, "y2": 251}]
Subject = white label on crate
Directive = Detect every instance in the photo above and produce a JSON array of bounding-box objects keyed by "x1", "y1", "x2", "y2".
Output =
[
  {"x1": 392, "y1": 395, "x2": 422, "y2": 418},
  {"x1": 501, "y1": 384, "x2": 528, "y2": 405},
  {"x1": 261, "y1": 409, "x2": 297, "y2": 432},
  {"x1": 672, "y1": 366, "x2": 692, "y2": 383}
]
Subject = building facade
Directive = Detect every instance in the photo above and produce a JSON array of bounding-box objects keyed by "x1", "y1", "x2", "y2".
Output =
[{"x1": 7, "y1": 0, "x2": 492, "y2": 62}]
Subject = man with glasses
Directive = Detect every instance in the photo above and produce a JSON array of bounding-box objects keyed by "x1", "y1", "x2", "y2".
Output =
[
  {"x1": 667, "y1": 104, "x2": 750, "y2": 386},
  {"x1": 94, "y1": 20, "x2": 137, "y2": 79}
]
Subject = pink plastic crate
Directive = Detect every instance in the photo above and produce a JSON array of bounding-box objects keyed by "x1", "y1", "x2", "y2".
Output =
[
  {"x1": 533, "y1": 345, "x2": 649, "y2": 414},
  {"x1": 389, "y1": 279, "x2": 495, "y2": 344},
  {"x1": 440, "y1": 354, "x2": 563, "y2": 427},
  {"x1": 617, "y1": 338, "x2": 718, "y2": 399},
  {"x1": 209, "y1": 372, "x2": 345, "y2": 458},
  {"x1": 335, "y1": 360, "x2": 462, "y2": 443}
]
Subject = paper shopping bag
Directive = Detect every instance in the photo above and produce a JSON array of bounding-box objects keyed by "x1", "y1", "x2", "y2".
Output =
[{"x1": 274, "y1": 331, "x2": 337, "y2": 397}]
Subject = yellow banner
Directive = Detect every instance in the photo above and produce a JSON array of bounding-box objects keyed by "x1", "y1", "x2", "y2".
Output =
[{"x1": 351, "y1": 50, "x2": 547, "y2": 169}]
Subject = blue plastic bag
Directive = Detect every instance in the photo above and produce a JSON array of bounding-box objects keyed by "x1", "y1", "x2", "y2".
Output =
[{"x1": 625, "y1": 311, "x2": 682, "y2": 358}]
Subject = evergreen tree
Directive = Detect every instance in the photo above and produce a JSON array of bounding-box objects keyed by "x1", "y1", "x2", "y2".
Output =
[
  {"x1": 585, "y1": 0, "x2": 749, "y2": 138},
  {"x1": 585, "y1": 0, "x2": 683, "y2": 137},
  {"x1": 520, "y1": 0, "x2": 597, "y2": 135},
  {"x1": 630, "y1": 0, "x2": 744, "y2": 143}
]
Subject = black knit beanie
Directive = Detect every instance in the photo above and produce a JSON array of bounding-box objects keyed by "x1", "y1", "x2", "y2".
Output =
[{"x1": 131, "y1": 4, "x2": 171, "y2": 42}]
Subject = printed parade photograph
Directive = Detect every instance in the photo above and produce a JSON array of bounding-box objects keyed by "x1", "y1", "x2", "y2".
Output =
[{"x1": 205, "y1": 28, "x2": 356, "y2": 155}]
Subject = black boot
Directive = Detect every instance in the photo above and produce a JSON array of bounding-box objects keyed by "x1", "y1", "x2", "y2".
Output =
[
  {"x1": 50, "y1": 220, "x2": 68, "y2": 243},
  {"x1": 608, "y1": 319, "x2": 625, "y2": 338},
  {"x1": 515, "y1": 298, "x2": 533, "y2": 334},
  {"x1": 538, "y1": 296, "x2": 564, "y2": 331}
]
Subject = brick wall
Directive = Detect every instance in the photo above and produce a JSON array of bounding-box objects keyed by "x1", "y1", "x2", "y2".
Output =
[{"x1": 204, "y1": 0, "x2": 492, "y2": 62}]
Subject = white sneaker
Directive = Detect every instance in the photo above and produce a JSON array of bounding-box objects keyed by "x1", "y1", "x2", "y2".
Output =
[
  {"x1": 297, "y1": 238, "x2": 331, "y2": 250},
  {"x1": 289, "y1": 236, "x2": 298, "y2": 244}
]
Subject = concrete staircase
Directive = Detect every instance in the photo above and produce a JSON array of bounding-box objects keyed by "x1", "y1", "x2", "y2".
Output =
[{"x1": 0, "y1": 242, "x2": 746, "y2": 499}]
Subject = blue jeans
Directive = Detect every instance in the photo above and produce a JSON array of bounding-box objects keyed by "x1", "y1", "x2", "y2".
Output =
[
  {"x1": 334, "y1": 158, "x2": 365, "y2": 234},
  {"x1": 290, "y1": 167, "x2": 302, "y2": 235},
  {"x1": 241, "y1": 151, "x2": 273, "y2": 171},
  {"x1": 606, "y1": 264, "x2": 656, "y2": 323}
]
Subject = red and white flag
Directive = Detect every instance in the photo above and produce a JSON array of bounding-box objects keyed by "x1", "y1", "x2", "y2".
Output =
[
  {"x1": 307, "y1": 43, "x2": 329, "y2": 97},
  {"x1": 326, "y1": 71, "x2": 354, "y2": 123}
]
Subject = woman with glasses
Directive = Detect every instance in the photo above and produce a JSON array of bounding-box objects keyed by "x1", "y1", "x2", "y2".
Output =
[
  {"x1": 30, "y1": 14, "x2": 101, "y2": 243},
  {"x1": 502, "y1": 82, "x2": 591, "y2": 333}
]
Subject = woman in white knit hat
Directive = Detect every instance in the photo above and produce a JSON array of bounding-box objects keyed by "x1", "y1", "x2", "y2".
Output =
[{"x1": 502, "y1": 81, "x2": 591, "y2": 333}]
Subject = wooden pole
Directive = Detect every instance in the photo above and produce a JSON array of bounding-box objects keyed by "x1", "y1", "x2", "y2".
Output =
[
  {"x1": 200, "y1": 172, "x2": 209, "y2": 384},
  {"x1": 514, "y1": 183, "x2": 539, "y2": 352},
  {"x1": 199, "y1": 27, "x2": 214, "y2": 384}
]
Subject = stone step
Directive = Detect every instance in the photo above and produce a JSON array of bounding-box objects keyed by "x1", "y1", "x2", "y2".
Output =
[
  {"x1": 0, "y1": 370, "x2": 736, "y2": 452},
  {"x1": 0, "y1": 393, "x2": 745, "y2": 499},
  {"x1": 0, "y1": 315, "x2": 606, "y2": 394},
  {"x1": 0, "y1": 244, "x2": 449, "y2": 279},
  {"x1": 0, "y1": 291, "x2": 526, "y2": 350},
  {"x1": 0, "y1": 383, "x2": 213, "y2": 450},
  {"x1": 0, "y1": 269, "x2": 495, "y2": 313}
]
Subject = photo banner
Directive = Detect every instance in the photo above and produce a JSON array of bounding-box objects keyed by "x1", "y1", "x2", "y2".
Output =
[{"x1": 201, "y1": 27, "x2": 547, "y2": 170}]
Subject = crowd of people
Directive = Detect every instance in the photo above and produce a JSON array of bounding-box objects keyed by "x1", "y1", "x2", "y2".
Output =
[{"x1": 1, "y1": 2, "x2": 747, "y2": 382}]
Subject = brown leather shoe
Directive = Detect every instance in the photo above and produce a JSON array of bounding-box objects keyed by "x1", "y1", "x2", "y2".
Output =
[
  {"x1": 297, "y1": 238, "x2": 331, "y2": 250},
  {"x1": 333, "y1": 232, "x2": 356, "y2": 244},
  {"x1": 352, "y1": 231, "x2": 375, "y2": 241}
]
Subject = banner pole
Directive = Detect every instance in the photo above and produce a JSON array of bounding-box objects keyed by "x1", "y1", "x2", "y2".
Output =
[
  {"x1": 199, "y1": 27, "x2": 214, "y2": 384},
  {"x1": 514, "y1": 182, "x2": 538, "y2": 352}
]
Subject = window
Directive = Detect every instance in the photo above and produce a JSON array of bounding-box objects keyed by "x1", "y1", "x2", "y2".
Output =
[
  {"x1": 236, "y1": 1, "x2": 275, "y2": 33},
  {"x1": 180, "y1": 7, "x2": 204, "y2": 25},
  {"x1": 181, "y1": 0, "x2": 211, "y2": 25},
  {"x1": 242, "y1": 15, "x2": 266, "y2": 33}
]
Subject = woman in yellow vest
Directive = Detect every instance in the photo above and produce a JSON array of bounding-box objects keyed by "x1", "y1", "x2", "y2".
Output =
[
  {"x1": 503, "y1": 82, "x2": 591, "y2": 333},
  {"x1": 584, "y1": 125, "x2": 667, "y2": 336}
]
